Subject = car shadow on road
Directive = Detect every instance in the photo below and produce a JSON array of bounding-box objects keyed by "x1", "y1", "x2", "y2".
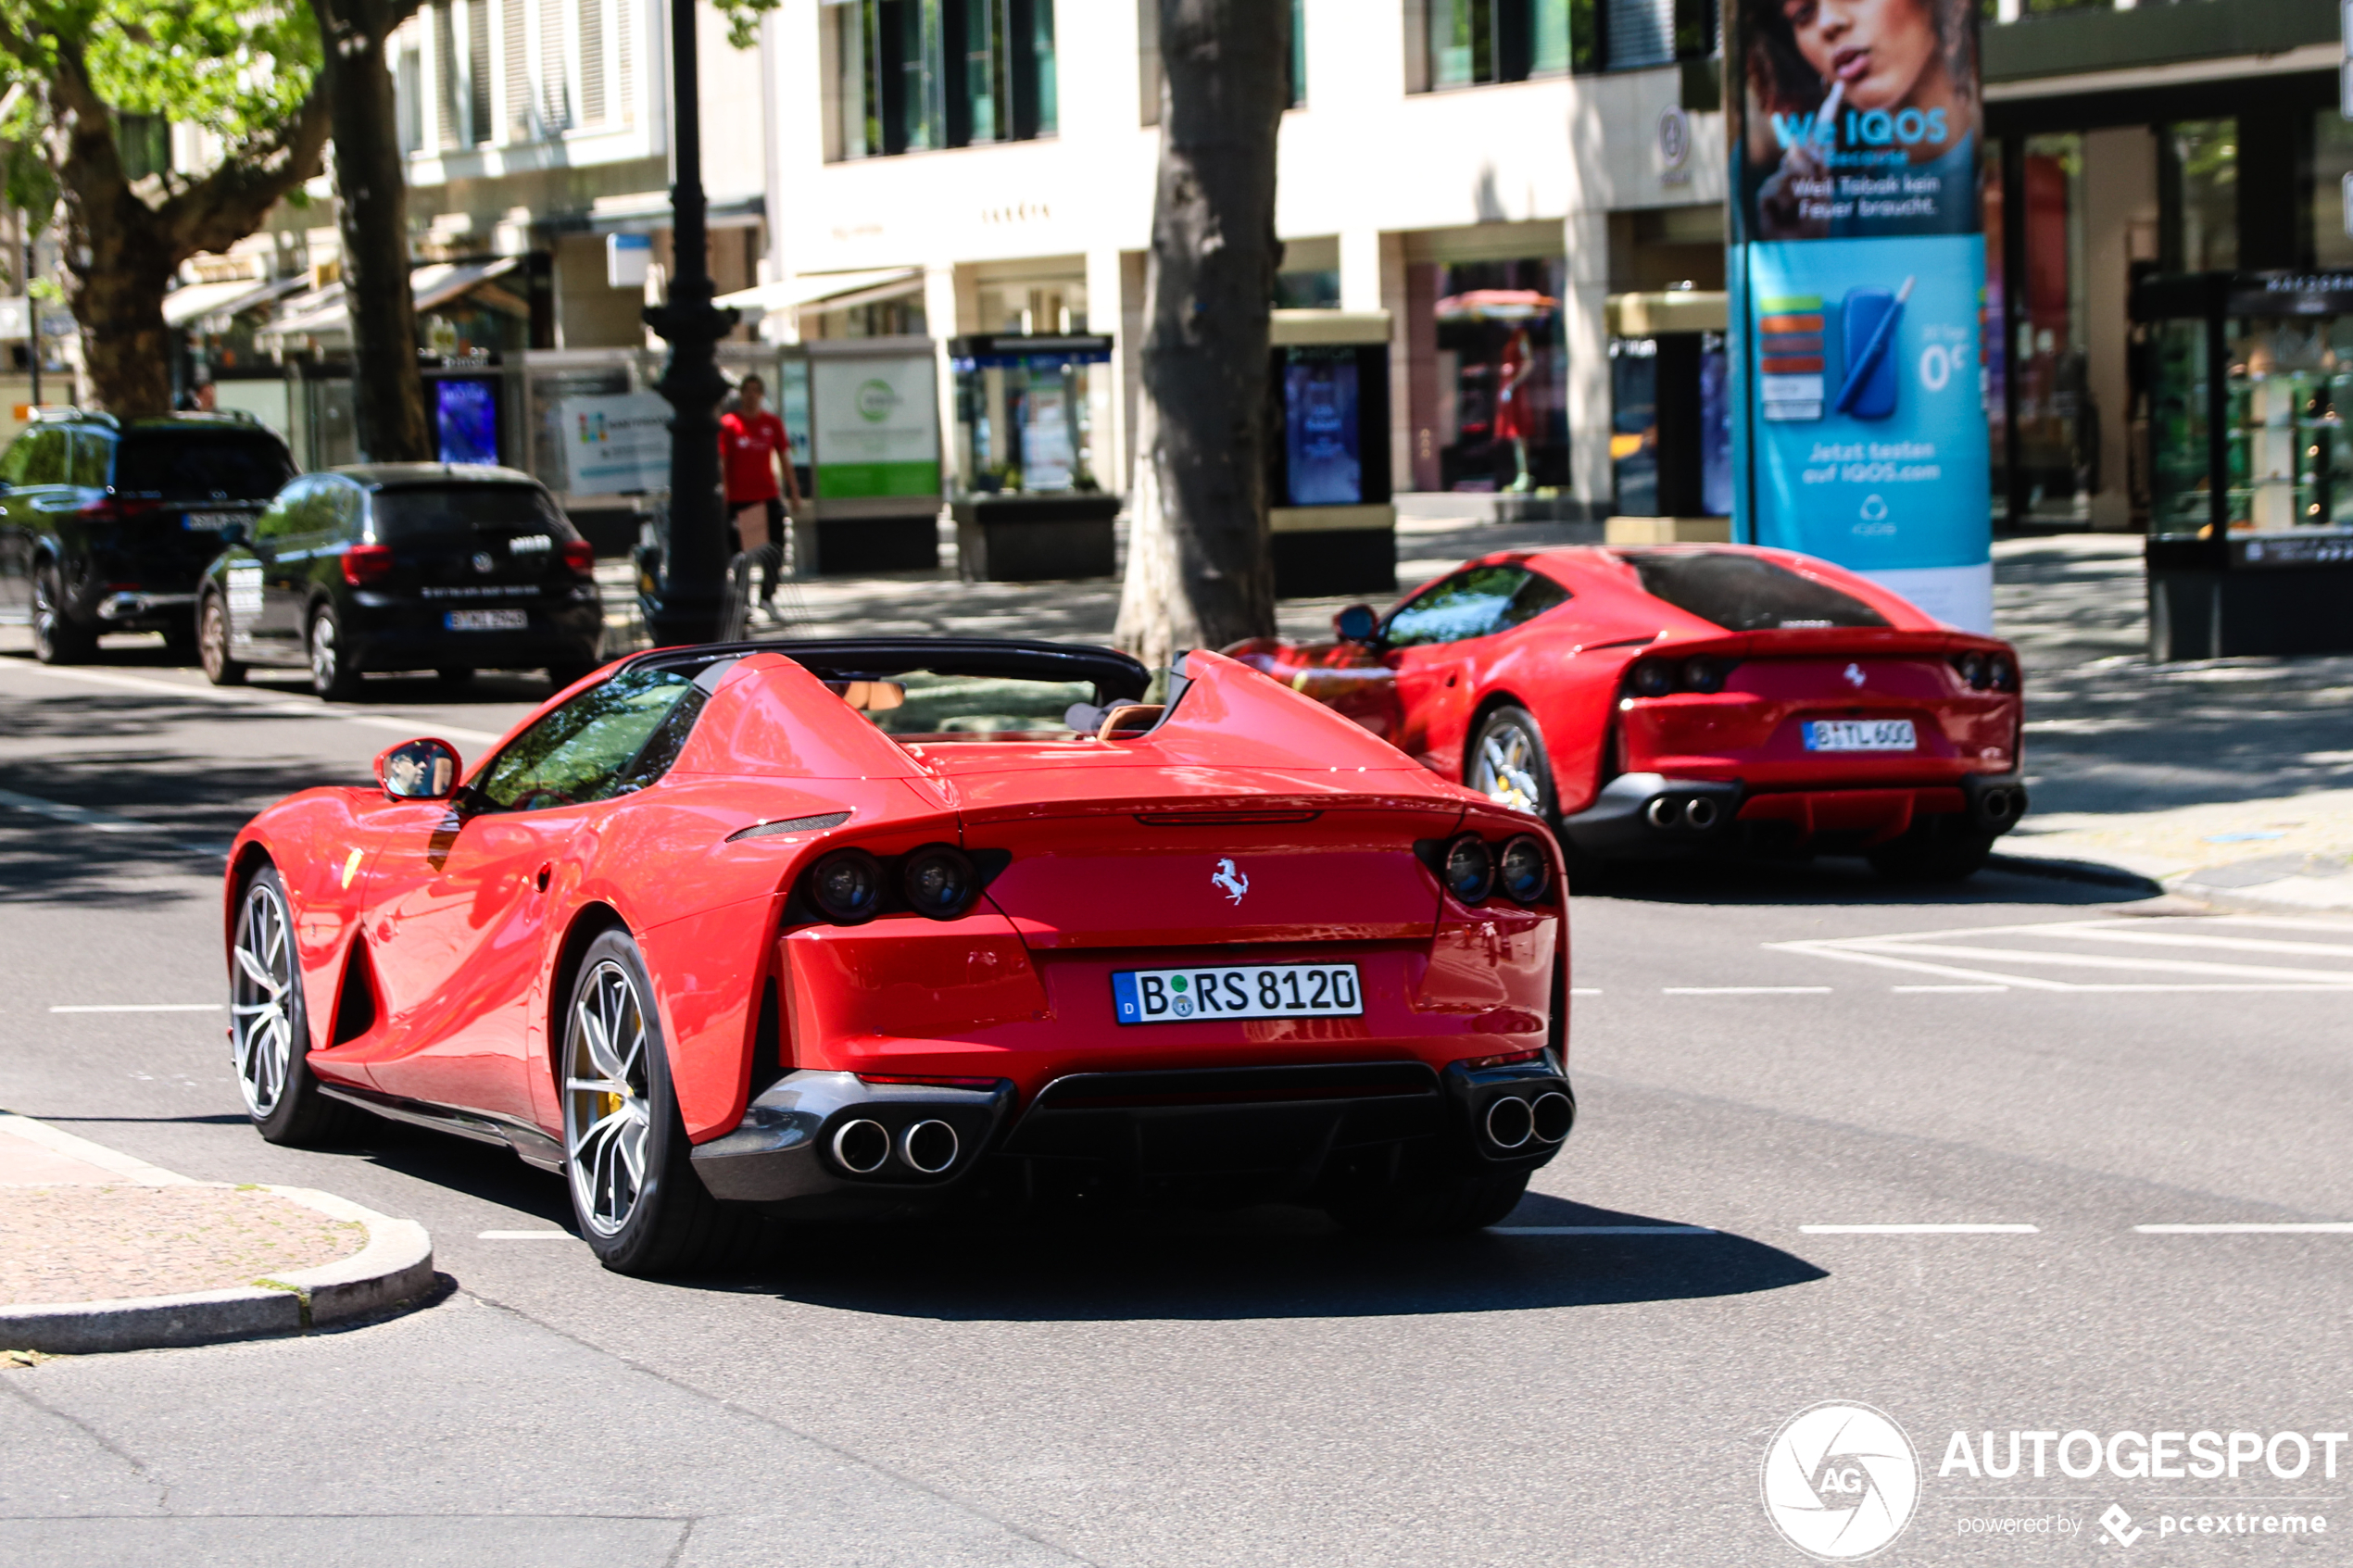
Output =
[
  {"x1": 5, "y1": 642, "x2": 563, "y2": 708},
  {"x1": 682, "y1": 1190, "x2": 1827, "y2": 1323},
  {"x1": 1572, "y1": 855, "x2": 2162, "y2": 909}
]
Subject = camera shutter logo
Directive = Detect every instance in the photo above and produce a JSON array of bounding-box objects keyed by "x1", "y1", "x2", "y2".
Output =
[{"x1": 1761, "y1": 1402, "x2": 1919, "y2": 1560}]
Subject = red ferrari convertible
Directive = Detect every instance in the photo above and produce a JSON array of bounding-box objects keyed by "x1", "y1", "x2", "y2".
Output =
[
  {"x1": 225, "y1": 639, "x2": 1568, "y2": 1273},
  {"x1": 1228, "y1": 545, "x2": 2026, "y2": 880}
]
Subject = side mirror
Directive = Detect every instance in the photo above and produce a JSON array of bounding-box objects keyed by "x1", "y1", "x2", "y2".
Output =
[
  {"x1": 374, "y1": 737, "x2": 462, "y2": 801},
  {"x1": 1333, "y1": 604, "x2": 1379, "y2": 644}
]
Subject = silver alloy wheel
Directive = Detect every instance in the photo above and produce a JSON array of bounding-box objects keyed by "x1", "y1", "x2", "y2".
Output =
[
  {"x1": 1472, "y1": 717, "x2": 1546, "y2": 814},
  {"x1": 308, "y1": 612, "x2": 339, "y2": 692},
  {"x1": 564, "y1": 959, "x2": 653, "y2": 1237},
  {"x1": 200, "y1": 597, "x2": 231, "y2": 680},
  {"x1": 230, "y1": 880, "x2": 296, "y2": 1118}
]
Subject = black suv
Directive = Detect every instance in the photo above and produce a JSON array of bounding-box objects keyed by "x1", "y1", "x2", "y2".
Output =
[
  {"x1": 0, "y1": 411, "x2": 297, "y2": 663},
  {"x1": 195, "y1": 463, "x2": 606, "y2": 700}
]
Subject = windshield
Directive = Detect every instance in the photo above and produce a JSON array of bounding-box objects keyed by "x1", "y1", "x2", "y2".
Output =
[
  {"x1": 372, "y1": 485, "x2": 573, "y2": 545},
  {"x1": 837, "y1": 670, "x2": 1105, "y2": 741},
  {"x1": 1617, "y1": 550, "x2": 1891, "y2": 632},
  {"x1": 113, "y1": 434, "x2": 295, "y2": 500}
]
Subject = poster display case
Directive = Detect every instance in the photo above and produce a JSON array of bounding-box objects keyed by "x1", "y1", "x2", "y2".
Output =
[
  {"x1": 803, "y1": 338, "x2": 943, "y2": 573},
  {"x1": 948, "y1": 332, "x2": 1119, "y2": 582},
  {"x1": 2132, "y1": 271, "x2": 2353, "y2": 659},
  {"x1": 1265, "y1": 310, "x2": 1394, "y2": 596}
]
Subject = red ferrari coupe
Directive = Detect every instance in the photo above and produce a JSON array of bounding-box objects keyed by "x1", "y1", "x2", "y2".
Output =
[
  {"x1": 1228, "y1": 545, "x2": 2026, "y2": 880},
  {"x1": 225, "y1": 639, "x2": 1568, "y2": 1273}
]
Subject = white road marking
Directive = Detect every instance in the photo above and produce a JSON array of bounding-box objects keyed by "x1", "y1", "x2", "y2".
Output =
[
  {"x1": 1663, "y1": 985, "x2": 1832, "y2": 995},
  {"x1": 1491, "y1": 1224, "x2": 1718, "y2": 1236},
  {"x1": 0, "y1": 1110, "x2": 193, "y2": 1185},
  {"x1": 0, "y1": 787, "x2": 232, "y2": 858},
  {"x1": 1569, "y1": 987, "x2": 1604, "y2": 996},
  {"x1": 50, "y1": 1003, "x2": 222, "y2": 1013},
  {"x1": 1774, "y1": 915, "x2": 2353, "y2": 992},
  {"x1": 2133, "y1": 1223, "x2": 2353, "y2": 1235},
  {"x1": 1892, "y1": 985, "x2": 2008, "y2": 993},
  {"x1": 1801, "y1": 1223, "x2": 2040, "y2": 1234},
  {"x1": 477, "y1": 1230, "x2": 574, "y2": 1240},
  {"x1": 8, "y1": 662, "x2": 507, "y2": 745}
]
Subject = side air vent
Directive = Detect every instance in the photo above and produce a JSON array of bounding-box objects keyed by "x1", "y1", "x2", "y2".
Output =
[{"x1": 727, "y1": 811, "x2": 852, "y2": 843}]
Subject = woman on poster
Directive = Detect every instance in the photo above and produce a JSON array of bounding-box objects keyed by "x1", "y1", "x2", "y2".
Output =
[{"x1": 1741, "y1": 0, "x2": 1982, "y2": 243}]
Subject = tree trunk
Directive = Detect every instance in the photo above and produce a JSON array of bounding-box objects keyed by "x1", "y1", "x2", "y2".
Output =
[
  {"x1": 72, "y1": 190, "x2": 179, "y2": 417},
  {"x1": 1111, "y1": 0, "x2": 1290, "y2": 671},
  {"x1": 313, "y1": 0, "x2": 433, "y2": 462}
]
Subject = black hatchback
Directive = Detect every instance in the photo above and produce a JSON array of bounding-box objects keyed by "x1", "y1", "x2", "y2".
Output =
[
  {"x1": 0, "y1": 411, "x2": 296, "y2": 664},
  {"x1": 195, "y1": 464, "x2": 606, "y2": 700}
]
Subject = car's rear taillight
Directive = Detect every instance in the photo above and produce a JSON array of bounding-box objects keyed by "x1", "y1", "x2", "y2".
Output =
[
  {"x1": 1627, "y1": 655, "x2": 1741, "y2": 697},
  {"x1": 78, "y1": 496, "x2": 160, "y2": 523},
  {"x1": 1952, "y1": 651, "x2": 2018, "y2": 692},
  {"x1": 559, "y1": 540, "x2": 595, "y2": 574},
  {"x1": 342, "y1": 544, "x2": 396, "y2": 585}
]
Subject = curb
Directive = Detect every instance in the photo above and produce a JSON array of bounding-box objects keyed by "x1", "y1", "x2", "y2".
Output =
[
  {"x1": 1986, "y1": 852, "x2": 2166, "y2": 897},
  {"x1": 0, "y1": 1184, "x2": 436, "y2": 1356}
]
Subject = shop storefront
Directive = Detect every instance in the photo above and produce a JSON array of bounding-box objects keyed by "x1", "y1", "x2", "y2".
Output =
[
  {"x1": 1404, "y1": 255, "x2": 1571, "y2": 495},
  {"x1": 948, "y1": 332, "x2": 1119, "y2": 581}
]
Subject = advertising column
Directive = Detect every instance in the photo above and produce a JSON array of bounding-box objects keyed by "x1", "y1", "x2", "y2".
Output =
[{"x1": 1727, "y1": 0, "x2": 1992, "y2": 631}]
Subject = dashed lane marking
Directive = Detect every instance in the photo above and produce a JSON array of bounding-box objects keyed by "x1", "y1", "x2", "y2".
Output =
[
  {"x1": 1662, "y1": 985, "x2": 1832, "y2": 995},
  {"x1": 1801, "y1": 1223, "x2": 2040, "y2": 1234},
  {"x1": 1491, "y1": 1225, "x2": 1718, "y2": 1236},
  {"x1": 0, "y1": 786, "x2": 232, "y2": 858},
  {"x1": 51, "y1": 1004, "x2": 222, "y2": 1013},
  {"x1": 2133, "y1": 1223, "x2": 2353, "y2": 1235},
  {"x1": 7, "y1": 662, "x2": 508, "y2": 745},
  {"x1": 1773, "y1": 915, "x2": 2353, "y2": 992}
]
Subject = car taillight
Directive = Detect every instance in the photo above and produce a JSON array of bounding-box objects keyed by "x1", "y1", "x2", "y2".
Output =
[
  {"x1": 342, "y1": 544, "x2": 395, "y2": 585},
  {"x1": 1628, "y1": 656, "x2": 1741, "y2": 697},
  {"x1": 1952, "y1": 651, "x2": 2016, "y2": 692},
  {"x1": 78, "y1": 497, "x2": 159, "y2": 523},
  {"x1": 559, "y1": 540, "x2": 595, "y2": 574}
]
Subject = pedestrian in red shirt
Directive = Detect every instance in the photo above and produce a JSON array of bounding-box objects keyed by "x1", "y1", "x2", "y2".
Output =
[{"x1": 718, "y1": 374, "x2": 802, "y2": 615}]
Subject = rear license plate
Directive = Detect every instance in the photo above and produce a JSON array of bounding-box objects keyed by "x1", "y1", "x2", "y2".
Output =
[
  {"x1": 1803, "y1": 719, "x2": 1917, "y2": 752},
  {"x1": 445, "y1": 608, "x2": 528, "y2": 631},
  {"x1": 183, "y1": 511, "x2": 251, "y2": 532},
  {"x1": 1112, "y1": 963, "x2": 1363, "y2": 1025}
]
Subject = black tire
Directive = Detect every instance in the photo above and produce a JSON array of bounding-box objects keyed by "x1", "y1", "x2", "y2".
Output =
[
  {"x1": 31, "y1": 562, "x2": 95, "y2": 666},
  {"x1": 1466, "y1": 705, "x2": 1557, "y2": 822},
  {"x1": 1868, "y1": 827, "x2": 1995, "y2": 884},
  {"x1": 308, "y1": 603, "x2": 364, "y2": 701},
  {"x1": 231, "y1": 864, "x2": 358, "y2": 1147},
  {"x1": 161, "y1": 619, "x2": 200, "y2": 661},
  {"x1": 560, "y1": 929, "x2": 757, "y2": 1276},
  {"x1": 196, "y1": 594, "x2": 245, "y2": 685},
  {"x1": 1327, "y1": 1169, "x2": 1531, "y2": 1237}
]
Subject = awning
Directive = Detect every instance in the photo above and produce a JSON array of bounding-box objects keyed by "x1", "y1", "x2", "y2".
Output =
[
  {"x1": 163, "y1": 275, "x2": 305, "y2": 328},
  {"x1": 715, "y1": 268, "x2": 925, "y2": 318},
  {"x1": 258, "y1": 257, "x2": 524, "y2": 345}
]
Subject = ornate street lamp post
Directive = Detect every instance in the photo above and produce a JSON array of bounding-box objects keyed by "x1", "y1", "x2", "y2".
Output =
[{"x1": 641, "y1": 0, "x2": 738, "y2": 646}]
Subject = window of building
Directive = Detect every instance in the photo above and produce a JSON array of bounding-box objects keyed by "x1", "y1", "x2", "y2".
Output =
[
  {"x1": 398, "y1": 0, "x2": 634, "y2": 157},
  {"x1": 828, "y1": 0, "x2": 1056, "y2": 159},
  {"x1": 1136, "y1": 0, "x2": 1303, "y2": 128},
  {"x1": 2314, "y1": 112, "x2": 2353, "y2": 271},
  {"x1": 2162, "y1": 119, "x2": 2237, "y2": 273},
  {"x1": 1413, "y1": 0, "x2": 1703, "y2": 87}
]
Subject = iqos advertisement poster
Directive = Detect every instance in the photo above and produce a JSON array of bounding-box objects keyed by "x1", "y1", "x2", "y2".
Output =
[{"x1": 1728, "y1": 0, "x2": 1993, "y2": 631}]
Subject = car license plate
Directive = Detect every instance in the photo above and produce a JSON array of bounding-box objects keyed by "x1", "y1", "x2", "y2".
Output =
[
  {"x1": 1112, "y1": 962, "x2": 1363, "y2": 1025},
  {"x1": 183, "y1": 511, "x2": 251, "y2": 532},
  {"x1": 1803, "y1": 719, "x2": 1917, "y2": 752},
  {"x1": 445, "y1": 608, "x2": 528, "y2": 631}
]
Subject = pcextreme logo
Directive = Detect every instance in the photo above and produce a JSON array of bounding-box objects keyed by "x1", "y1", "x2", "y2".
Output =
[{"x1": 1763, "y1": 1402, "x2": 1921, "y2": 1561}]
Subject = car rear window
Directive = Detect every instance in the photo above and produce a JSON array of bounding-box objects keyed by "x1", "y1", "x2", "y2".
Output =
[
  {"x1": 372, "y1": 485, "x2": 575, "y2": 545},
  {"x1": 112, "y1": 434, "x2": 296, "y2": 500},
  {"x1": 1616, "y1": 550, "x2": 1891, "y2": 632}
]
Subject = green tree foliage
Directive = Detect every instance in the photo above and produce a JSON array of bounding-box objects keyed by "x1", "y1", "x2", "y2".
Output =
[{"x1": 0, "y1": 0, "x2": 330, "y2": 412}]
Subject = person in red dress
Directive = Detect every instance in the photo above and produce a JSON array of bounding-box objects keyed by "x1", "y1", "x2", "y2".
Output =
[
  {"x1": 718, "y1": 374, "x2": 803, "y2": 616},
  {"x1": 1493, "y1": 326, "x2": 1537, "y2": 493}
]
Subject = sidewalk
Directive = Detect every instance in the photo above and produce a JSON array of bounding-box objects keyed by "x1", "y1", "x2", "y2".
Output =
[{"x1": 0, "y1": 1110, "x2": 435, "y2": 1354}]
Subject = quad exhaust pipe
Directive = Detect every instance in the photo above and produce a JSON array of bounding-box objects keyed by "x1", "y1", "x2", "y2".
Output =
[
  {"x1": 832, "y1": 1117, "x2": 962, "y2": 1176},
  {"x1": 1483, "y1": 1092, "x2": 1574, "y2": 1152},
  {"x1": 1645, "y1": 795, "x2": 1721, "y2": 832}
]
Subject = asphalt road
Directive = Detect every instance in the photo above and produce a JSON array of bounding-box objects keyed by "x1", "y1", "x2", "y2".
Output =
[{"x1": 3, "y1": 645, "x2": 2350, "y2": 1568}]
